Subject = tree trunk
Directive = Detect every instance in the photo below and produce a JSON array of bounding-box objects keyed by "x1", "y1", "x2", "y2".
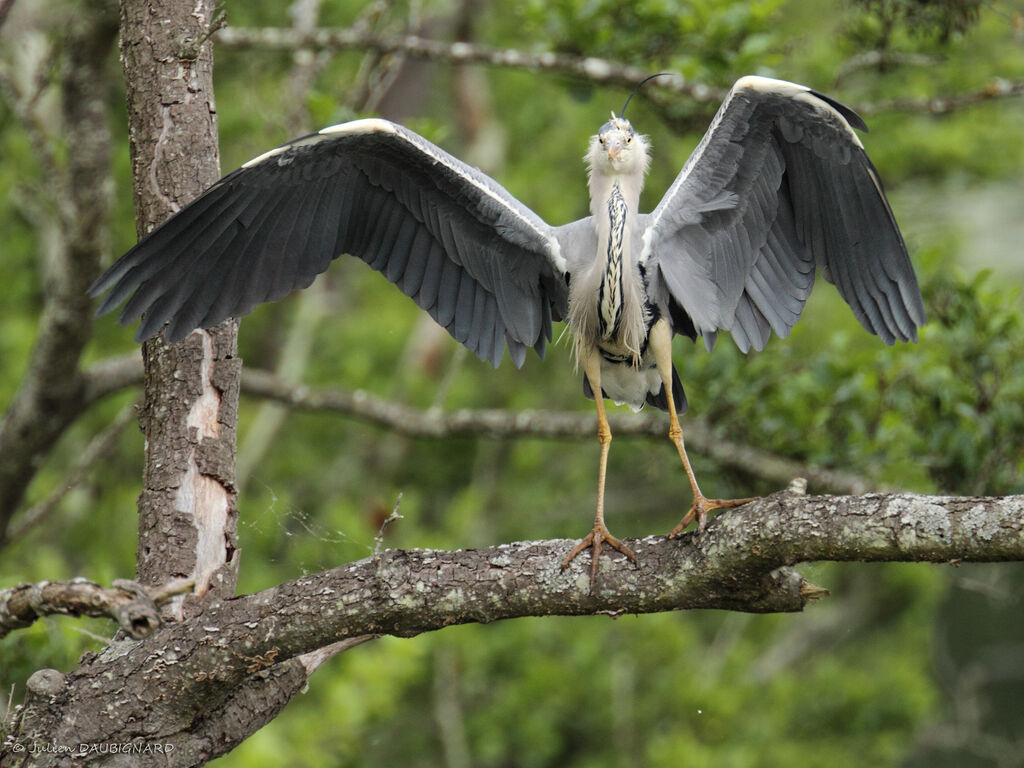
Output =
[{"x1": 119, "y1": 0, "x2": 240, "y2": 613}]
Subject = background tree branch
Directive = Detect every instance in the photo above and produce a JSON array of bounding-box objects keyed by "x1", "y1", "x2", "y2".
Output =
[
  {"x1": 213, "y1": 25, "x2": 1024, "y2": 117},
  {"x1": 238, "y1": 368, "x2": 878, "y2": 494},
  {"x1": 39, "y1": 352, "x2": 878, "y2": 506},
  {"x1": 0, "y1": 0, "x2": 117, "y2": 541},
  {"x1": 214, "y1": 26, "x2": 714, "y2": 98}
]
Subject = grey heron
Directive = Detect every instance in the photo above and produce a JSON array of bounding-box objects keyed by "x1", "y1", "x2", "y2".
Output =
[{"x1": 90, "y1": 75, "x2": 926, "y2": 586}]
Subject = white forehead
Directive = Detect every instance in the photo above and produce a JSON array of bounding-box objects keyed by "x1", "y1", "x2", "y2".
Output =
[{"x1": 599, "y1": 115, "x2": 634, "y2": 135}]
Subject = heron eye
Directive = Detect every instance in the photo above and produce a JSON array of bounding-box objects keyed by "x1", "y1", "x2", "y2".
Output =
[{"x1": 626, "y1": 135, "x2": 632, "y2": 144}]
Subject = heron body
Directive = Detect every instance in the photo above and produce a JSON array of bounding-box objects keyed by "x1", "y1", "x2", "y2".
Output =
[{"x1": 90, "y1": 76, "x2": 926, "y2": 588}]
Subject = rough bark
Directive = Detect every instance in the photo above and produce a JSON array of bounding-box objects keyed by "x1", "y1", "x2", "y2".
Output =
[
  {"x1": 119, "y1": 0, "x2": 240, "y2": 610},
  {"x1": 3, "y1": 491, "x2": 1022, "y2": 766}
]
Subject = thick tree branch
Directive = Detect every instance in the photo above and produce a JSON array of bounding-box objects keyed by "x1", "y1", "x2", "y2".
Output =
[
  {"x1": 139, "y1": 492, "x2": 1024, "y2": 662},
  {"x1": 4, "y1": 491, "x2": 1020, "y2": 765}
]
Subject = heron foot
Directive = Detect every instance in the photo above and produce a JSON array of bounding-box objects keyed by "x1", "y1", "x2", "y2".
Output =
[
  {"x1": 561, "y1": 523, "x2": 636, "y2": 589},
  {"x1": 667, "y1": 494, "x2": 759, "y2": 538}
]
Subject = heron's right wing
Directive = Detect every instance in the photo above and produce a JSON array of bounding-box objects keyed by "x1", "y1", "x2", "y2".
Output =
[
  {"x1": 641, "y1": 76, "x2": 925, "y2": 353},
  {"x1": 90, "y1": 119, "x2": 569, "y2": 368}
]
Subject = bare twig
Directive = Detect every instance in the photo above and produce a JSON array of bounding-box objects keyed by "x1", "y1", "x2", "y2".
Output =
[
  {"x1": 834, "y1": 49, "x2": 944, "y2": 85},
  {"x1": 146, "y1": 577, "x2": 197, "y2": 604},
  {"x1": 3, "y1": 401, "x2": 139, "y2": 547},
  {"x1": 0, "y1": 577, "x2": 187, "y2": 639},
  {"x1": 297, "y1": 635, "x2": 378, "y2": 676},
  {"x1": 177, "y1": 4, "x2": 227, "y2": 60},
  {"x1": 3, "y1": 682, "x2": 15, "y2": 726},
  {"x1": 374, "y1": 493, "x2": 404, "y2": 556}
]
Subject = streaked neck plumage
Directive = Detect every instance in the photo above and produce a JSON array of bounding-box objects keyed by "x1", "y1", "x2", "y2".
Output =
[{"x1": 568, "y1": 119, "x2": 651, "y2": 368}]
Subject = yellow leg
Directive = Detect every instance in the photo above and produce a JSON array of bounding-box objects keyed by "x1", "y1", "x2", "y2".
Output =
[
  {"x1": 648, "y1": 319, "x2": 758, "y2": 537},
  {"x1": 561, "y1": 347, "x2": 636, "y2": 588}
]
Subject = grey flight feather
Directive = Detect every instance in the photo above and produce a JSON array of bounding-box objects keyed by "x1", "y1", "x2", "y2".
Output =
[
  {"x1": 89, "y1": 118, "x2": 570, "y2": 369},
  {"x1": 91, "y1": 76, "x2": 925, "y2": 404},
  {"x1": 641, "y1": 75, "x2": 926, "y2": 353}
]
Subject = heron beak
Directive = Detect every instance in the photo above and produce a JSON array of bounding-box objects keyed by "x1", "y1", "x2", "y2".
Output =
[{"x1": 606, "y1": 140, "x2": 623, "y2": 161}]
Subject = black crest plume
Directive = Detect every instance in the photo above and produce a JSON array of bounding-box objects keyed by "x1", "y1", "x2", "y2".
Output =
[{"x1": 619, "y1": 73, "x2": 670, "y2": 118}]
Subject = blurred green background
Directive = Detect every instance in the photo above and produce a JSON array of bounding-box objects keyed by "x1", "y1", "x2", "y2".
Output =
[{"x1": 2, "y1": 0, "x2": 1024, "y2": 765}]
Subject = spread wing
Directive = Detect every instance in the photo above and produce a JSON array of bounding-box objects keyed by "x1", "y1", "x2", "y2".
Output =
[
  {"x1": 641, "y1": 76, "x2": 926, "y2": 353},
  {"x1": 90, "y1": 119, "x2": 569, "y2": 368}
]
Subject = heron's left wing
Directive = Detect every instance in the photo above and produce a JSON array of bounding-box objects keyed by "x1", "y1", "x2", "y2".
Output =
[
  {"x1": 90, "y1": 119, "x2": 568, "y2": 368},
  {"x1": 640, "y1": 76, "x2": 926, "y2": 353}
]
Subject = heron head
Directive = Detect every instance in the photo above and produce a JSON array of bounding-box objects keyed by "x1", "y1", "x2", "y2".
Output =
[{"x1": 588, "y1": 113, "x2": 650, "y2": 176}]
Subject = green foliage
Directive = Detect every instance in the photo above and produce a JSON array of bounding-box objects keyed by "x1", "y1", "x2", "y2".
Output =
[
  {"x1": 517, "y1": 0, "x2": 785, "y2": 78},
  {"x1": 850, "y1": 0, "x2": 984, "y2": 45},
  {"x1": 676, "y1": 267, "x2": 1024, "y2": 496},
  {"x1": 2, "y1": 0, "x2": 1024, "y2": 765}
]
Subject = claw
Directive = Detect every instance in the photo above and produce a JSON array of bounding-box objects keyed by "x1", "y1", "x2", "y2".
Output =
[
  {"x1": 561, "y1": 523, "x2": 636, "y2": 589},
  {"x1": 668, "y1": 494, "x2": 758, "y2": 538}
]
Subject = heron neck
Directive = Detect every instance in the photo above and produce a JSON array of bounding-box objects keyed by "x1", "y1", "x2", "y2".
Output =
[
  {"x1": 589, "y1": 169, "x2": 643, "y2": 219},
  {"x1": 567, "y1": 167, "x2": 648, "y2": 368}
]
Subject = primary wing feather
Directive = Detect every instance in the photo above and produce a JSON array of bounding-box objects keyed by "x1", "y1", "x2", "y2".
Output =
[
  {"x1": 90, "y1": 119, "x2": 568, "y2": 367},
  {"x1": 642, "y1": 76, "x2": 926, "y2": 353}
]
